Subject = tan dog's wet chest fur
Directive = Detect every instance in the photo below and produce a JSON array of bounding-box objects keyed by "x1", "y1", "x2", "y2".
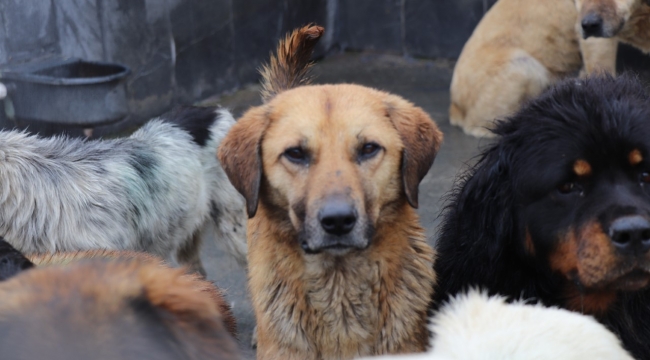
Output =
[
  {"x1": 223, "y1": 85, "x2": 438, "y2": 359},
  {"x1": 218, "y1": 25, "x2": 440, "y2": 359},
  {"x1": 248, "y1": 204, "x2": 434, "y2": 359}
]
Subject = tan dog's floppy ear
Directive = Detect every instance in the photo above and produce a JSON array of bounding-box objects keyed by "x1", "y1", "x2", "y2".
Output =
[
  {"x1": 385, "y1": 95, "x2": 443, "y2": 208},
  {"x1": 218, "y1": 107, "x2": 269, "y2": 218}
]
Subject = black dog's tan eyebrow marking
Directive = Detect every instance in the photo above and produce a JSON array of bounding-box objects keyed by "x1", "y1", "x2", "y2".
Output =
[
  {"x1": 629, "y1": 149, "x2": 643, "y2": 166},
  {"x1": 524, "y1": 228, "x2": 535, "y2": 256},
  {"x1": 573, "y1": 159, "x2": 592, "y2": 177}
]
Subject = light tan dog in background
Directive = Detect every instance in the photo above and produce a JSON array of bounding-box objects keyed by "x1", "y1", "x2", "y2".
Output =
[
  {"x1": 449, "y1": 0, "x2": 649, "y2": 138},
  {"x1": 576, "y1": 0, "x2": 650, "y2": 62},
  {"x1": 218, "y1": 25, "x2": 440, "y2": 360}
]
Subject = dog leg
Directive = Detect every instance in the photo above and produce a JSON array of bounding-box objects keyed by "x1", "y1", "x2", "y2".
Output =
[
  {"x1": 579, "y1": 36, "x2": 618, "y2": 76},
  {"x1": 176, "y1": 229, "x2": 207, "y2": 277}
]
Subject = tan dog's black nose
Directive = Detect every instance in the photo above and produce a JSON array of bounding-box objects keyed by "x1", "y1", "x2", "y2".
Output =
[
  {"x1": 319, "y1": 199, "x2": 357, "y2": 236},
  {"x1": 581, "y1": 13, "x2": 603, "y2": 38},
  {"x1": 610, "y1": 216, "x2": 650, "y2": 254}
]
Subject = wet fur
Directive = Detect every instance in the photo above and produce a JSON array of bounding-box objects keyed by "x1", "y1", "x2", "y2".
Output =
[
  {"x1": 259, "y1": 24, "x2": 324, "y2": 103},
  {"x1": 434, "y1": 75, "x2": 650, "y2": 359},
  {"x1": 0, "y1": 107, "x2": 247, "y2": 275},
  {"x1": 219, "y1": 25, "x2": 439, "y2": 359}
]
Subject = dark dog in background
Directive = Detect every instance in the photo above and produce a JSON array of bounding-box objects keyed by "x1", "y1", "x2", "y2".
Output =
[
  {"x1": 434, "y1": 75, "x2": 650, "y2": 359},
  {"x1": 0, "y1": 238, "x2": 239, "y2": 360},
  {"x1": 0, "y1": 106, "x2": 247, "y2": 275}
]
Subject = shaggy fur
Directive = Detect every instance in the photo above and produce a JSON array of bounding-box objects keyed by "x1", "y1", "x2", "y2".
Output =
[
  {"x1": 449, "y1": 0, "x2": 650, "y2": 138},
  {"x1": 359, "y1": 291, "x2": 632, "y2": 360},
  {"x1": 0, "y1": 255, "x2": 239, "y2": 360},
  {"x1": 218, "y1": 25, "x2": 440, "y2": 359},
  {"x1": 259, "y1": 24, "x2": 324, "y2": 103},
  {"x1": 434, "y1": 75, "x2": 650, "y2": 359},
  {"x1": 27, "y1": 249, "x2": 238, "y2": 337},
  {"x1": 0, "y1": 106, "x2": 247, "y2": 275}
]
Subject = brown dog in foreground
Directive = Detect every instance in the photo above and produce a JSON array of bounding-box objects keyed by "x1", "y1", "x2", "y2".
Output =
[
  {"x1": 0, "y1": 244, "x2": 239, "y2": 360},
  {"x1": 218, "y1": 25, "x2": 440, "y2": 359},
  {"x1": 449, "y1": 0, "x2": 650, "y2": 138}
]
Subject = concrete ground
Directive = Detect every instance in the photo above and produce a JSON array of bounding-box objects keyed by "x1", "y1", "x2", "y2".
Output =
[{"x1": 199, "y1": 52, "x2": 489, "y2": 358}]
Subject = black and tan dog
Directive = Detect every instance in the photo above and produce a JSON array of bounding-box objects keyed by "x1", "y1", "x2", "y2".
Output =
[
  {"x1": 218, "y1": 25, "x2": 440, "y2": 359},
  {"x1": 0, "y1": 238, "x2": 239, "y2": 360},
  {"x1": 435, "y1": 75, "x2": 650, "y2": 359}
]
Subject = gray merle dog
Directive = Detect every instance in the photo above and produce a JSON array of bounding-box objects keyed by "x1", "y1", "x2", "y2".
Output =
[{"x1": 0, "y1": 106, "x2": 246, "y2": 275}]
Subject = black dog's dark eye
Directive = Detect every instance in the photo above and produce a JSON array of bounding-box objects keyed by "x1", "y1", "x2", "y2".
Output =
[
  {"x1": 359, "y1": 142, "x2": 381, "y2": 160},
  {"x1": 640, "y1": 172, "x2": 650, "y2": 184},
  {"x1": 558, "y1": 182, "x2": 575, "y2": 194},
  {"x1": 283, "y1": 147, "x2": 308, "y2": 164}
]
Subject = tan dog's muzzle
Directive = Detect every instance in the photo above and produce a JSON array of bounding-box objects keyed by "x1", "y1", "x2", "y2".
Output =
[{"x1": 299, "y1": 194, "x2": 372, "y2": 255}]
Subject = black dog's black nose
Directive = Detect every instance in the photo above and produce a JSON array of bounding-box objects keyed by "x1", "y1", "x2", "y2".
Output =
[
  {"x1": 319, "y1": 200, "x2": 357, "y2": 236},
  {"x1": 610, "y1": 216, "x2": 650, "y2": 254},
  {"x1": 581, "y1": 13, "x2": 603, "y2": 37}
]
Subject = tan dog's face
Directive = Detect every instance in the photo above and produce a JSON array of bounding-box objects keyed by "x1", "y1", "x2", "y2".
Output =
[
  {"x1": 218, "y1": 84, "x2": 441, "y2": 256},
  {"x1": 575, "y1": 0, "x2": 643, "y2": 38}
]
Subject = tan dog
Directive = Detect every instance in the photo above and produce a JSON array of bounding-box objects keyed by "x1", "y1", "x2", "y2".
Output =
[
  {"x1": 449, "y1": 0, "x2": 649, "y2": 138},
  {"x1": 218, "y1": 25, "x2": 440, "y2": 360},
  {"x1": 0, "y1": 244, "x2": 239, "y2": 360}
]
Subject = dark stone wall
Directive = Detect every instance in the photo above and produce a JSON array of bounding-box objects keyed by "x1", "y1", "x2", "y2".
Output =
[
  {"x1": 404, "y1": 0, "x2": 497, "y2": 58},
  {"x1": 337, "y1": 0, "x2": 498, "y2": 58}
]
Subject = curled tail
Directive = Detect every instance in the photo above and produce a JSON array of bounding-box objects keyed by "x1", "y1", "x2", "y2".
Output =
[{"x1": 260, "y1": 24, "x2": 325, "y2": 102}]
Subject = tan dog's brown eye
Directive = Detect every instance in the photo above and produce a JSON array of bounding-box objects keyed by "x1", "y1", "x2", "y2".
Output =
[
  {"x1": 359, "y1": 143, "x2": 381, "y2": 161},
  {"x1": 283, "y1": 147, "x2": 309, "y2": 164},
  {"x1": 558, "y1": 182, "x2": 575, "y2": 194},
  {"x1": 640, "y1": 172, "x2": 650, "y2": 184}
]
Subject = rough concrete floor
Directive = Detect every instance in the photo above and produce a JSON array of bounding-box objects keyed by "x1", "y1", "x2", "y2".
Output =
[{"x1": 199, "y1": 52, "x2": 491, "y2": 358}]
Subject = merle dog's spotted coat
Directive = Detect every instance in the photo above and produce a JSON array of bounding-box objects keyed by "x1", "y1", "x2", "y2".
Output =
[
  {"x1": 0, "y1": 106, "x2": 246, "y2": 274},
  {"x1": 434, "y1": 75, "x2": 650, "y2": 359}
]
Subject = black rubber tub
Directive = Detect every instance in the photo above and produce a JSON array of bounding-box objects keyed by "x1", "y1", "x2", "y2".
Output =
[{"x1": 0, "y1": 58, "x2": 130, "y2": 126}]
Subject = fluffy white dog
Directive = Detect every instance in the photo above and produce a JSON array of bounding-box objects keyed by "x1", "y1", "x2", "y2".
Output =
[{"x1": 359, "y1": 290, "x2": 632, "y2": 359}]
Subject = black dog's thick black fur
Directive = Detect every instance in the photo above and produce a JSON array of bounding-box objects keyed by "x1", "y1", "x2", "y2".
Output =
[{"x1": 433, "y1": 75, "x2": 650, "y2": 359}]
